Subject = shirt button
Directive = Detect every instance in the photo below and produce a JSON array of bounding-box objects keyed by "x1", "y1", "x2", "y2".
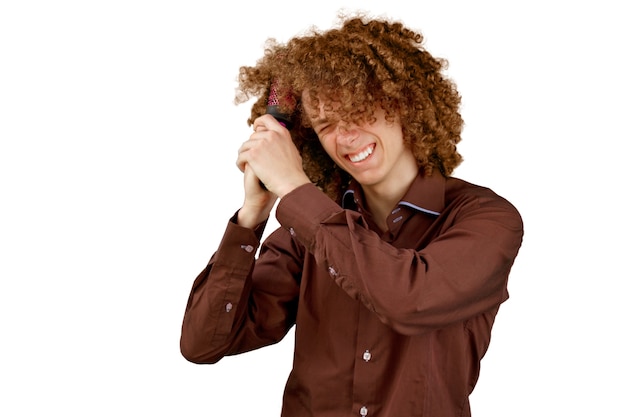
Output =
[
  {"x1": 241, "y1": 244, "x2": 254, "y2": 253},
  {"x1": 225, "y1": 302, "x2": 233, "y2": 313},
  {"x1": 328, "y1": 266, "x2": 338, "y2": 277},
  {"x1": 289, "y1": 227, "x2": 296, "y2": 237},
  {"x1": 363, "y1": 350, "x2": 372, "y2": 362},
  {"x1": 360, "y1": 406, "x2": 368, "y2": 416}
]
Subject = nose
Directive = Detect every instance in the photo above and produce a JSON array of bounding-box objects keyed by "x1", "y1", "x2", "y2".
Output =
[{"x1": 336, "y1": 123, "x2": 358, "y2": 145}]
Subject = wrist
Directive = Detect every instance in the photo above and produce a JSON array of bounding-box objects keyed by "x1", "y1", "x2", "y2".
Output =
[
  {"x1": 237, "y1": 203, "x2": 273, "y2": 229},
  {"x1": 275, "y1": 175, "x2": 312, "y2": 199},
  {"x1": 237, "y1": 208, "x2": 265, "y2": 230}
]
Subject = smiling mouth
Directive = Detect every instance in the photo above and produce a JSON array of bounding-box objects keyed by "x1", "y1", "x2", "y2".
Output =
[{"x1": 348, "y1": 144, "x2": 375, "y2": 163}]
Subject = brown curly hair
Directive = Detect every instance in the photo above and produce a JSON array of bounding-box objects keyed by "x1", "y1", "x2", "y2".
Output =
[{"x1": 235, "y1": 13, "x2": 463, "y2": 202}]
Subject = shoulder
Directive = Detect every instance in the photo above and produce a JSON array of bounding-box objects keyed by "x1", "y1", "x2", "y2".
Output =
[{"x1": 444, "y1": 177, "x2": 523, "y2": 229}]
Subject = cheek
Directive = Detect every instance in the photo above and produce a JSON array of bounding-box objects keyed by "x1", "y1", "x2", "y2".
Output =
[{"x1": 318, "y1": 137, "x2": 337, "y2": 159}]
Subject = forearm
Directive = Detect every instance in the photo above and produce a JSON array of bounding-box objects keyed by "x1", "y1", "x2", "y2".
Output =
[
  {"x1": 180, "y1": 218, "x2": 260, "y2": 363},
  {"x1": 276, "y1": 183, "x2": 524, "y2": 334},
  {"x1": 180, "y1": 214, "x2": 301, "y2": 363}
]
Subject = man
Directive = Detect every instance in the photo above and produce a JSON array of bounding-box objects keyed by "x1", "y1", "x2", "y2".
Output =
[{"x1": 180, "y1": 14, "x2": 523, "y2": 417}]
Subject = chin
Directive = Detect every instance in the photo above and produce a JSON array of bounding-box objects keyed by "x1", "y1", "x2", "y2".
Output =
[{"x1": 351, "y1": 173, "x2": 383, "y2": 187}]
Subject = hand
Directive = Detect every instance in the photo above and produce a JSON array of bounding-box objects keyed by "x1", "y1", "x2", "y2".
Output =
[
  {"x1": 237, "y1": 114, "x2": 311, "y2": 199},
  {"x1": 232, "y1": 159, "x2": 275, "y2": 229}
]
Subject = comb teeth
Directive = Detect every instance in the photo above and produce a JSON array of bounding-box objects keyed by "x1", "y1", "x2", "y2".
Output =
[
  {"x1": 267, "y1": 83, "x2": 281, "y2": 106},
  {"x1": 267, "y1": 79, "x2": 295, "y2": 109}
]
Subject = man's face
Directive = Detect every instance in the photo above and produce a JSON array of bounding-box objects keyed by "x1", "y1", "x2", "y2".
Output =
[{"x1": 302, "y1": 92, "x2": 418, "y2": 190}]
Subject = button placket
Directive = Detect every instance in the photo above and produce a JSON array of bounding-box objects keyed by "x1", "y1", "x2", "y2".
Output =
[{"x1": 353, "y1": 305, "x2": 375, "y2": 417}]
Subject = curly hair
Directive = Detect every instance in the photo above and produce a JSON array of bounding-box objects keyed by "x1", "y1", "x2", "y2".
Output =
[{"x1": 235, "y1": 13, "x2": 463, "y2": 202}]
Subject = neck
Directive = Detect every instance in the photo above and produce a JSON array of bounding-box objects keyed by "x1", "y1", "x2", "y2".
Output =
[{"x1": 361, "y1": 173, "x2": 417, "y2": 232}]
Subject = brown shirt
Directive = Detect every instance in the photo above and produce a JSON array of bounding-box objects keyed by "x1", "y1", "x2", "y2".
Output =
[{"x1": 180, "y1": 171, "x2": 524, "y2": 417}]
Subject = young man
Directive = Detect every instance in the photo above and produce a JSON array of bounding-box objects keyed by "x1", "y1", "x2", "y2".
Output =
[{"x1": 180, "y1": 14, "x2": 523, "y2": 417}]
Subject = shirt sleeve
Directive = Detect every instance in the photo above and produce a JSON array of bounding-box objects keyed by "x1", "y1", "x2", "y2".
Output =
[
  {"x1": 180, "y1": 213, "x2": 301, "y2": 364},
  {"x1": 276, "y1": 183, "x2": 524, "y2": 336}
]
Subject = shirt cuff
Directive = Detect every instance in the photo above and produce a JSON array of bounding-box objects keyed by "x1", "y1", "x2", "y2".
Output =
[
  {"x1": 229, "y1": 211, "x2": 268, "y2": 242},
  {"x1": 275, "y1": 183, "x2": 343, "y2": 251},
  {"x1": 212, "y1": 213, "x2": 265, "y2": 268}
]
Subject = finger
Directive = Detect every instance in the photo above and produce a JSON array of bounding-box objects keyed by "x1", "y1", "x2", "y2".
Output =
[
  {"x1": 236, "y1": 148, "x2": 249, "y2": 173},
  {"x1": 254, "y1": 124, "x2": 268, "y2": 133},
  {"x1": 253, "y1": 114, "x2": 282, "y2": 132},
  {"x1": 252, "y1": 115, "x2": 268, "y2": 132},
  {"x1": 236, "y1": 138, "x2": 263, "y2": 173},
  {"x1": 243, "y1": 164, "x2": 261, "y2": 190}
]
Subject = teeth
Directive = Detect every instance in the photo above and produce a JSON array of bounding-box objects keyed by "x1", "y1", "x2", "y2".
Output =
[{"x1": 349, "y1": 145, "x2": 374, "y2": 162}]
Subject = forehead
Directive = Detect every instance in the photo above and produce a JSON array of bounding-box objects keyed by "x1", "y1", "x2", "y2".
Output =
[
  {"x1": 300, "y1": 88, "x2": 384, "y2": 128},
  {"x1": 301, "y1": 89, "x2": 337, "y2": 123},
  {"x1": 300, "y1": 89, "x2": 321, "y2": 114}
]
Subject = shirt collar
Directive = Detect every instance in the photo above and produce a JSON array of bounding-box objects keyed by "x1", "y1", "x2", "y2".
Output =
[{"x1": 342, "y1": 170, "x2": 446, "y2": 216}]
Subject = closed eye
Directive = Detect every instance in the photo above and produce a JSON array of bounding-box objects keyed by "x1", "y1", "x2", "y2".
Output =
[
  {"x1": 314, "y1": 120, "x2": 337, "y2": 137},
  {"x1": 317, "y1": 124, "x2": 331, "y2": 134}
]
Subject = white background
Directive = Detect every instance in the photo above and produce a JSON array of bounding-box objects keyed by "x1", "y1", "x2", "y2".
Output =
[{"x1": 1, "y1": 1, "x2": 624, "y2": 416}]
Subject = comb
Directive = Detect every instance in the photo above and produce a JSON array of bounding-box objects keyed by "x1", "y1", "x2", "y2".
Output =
[{"x1": 265, "y1": 80, "x2": 294, "y2": 129}]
